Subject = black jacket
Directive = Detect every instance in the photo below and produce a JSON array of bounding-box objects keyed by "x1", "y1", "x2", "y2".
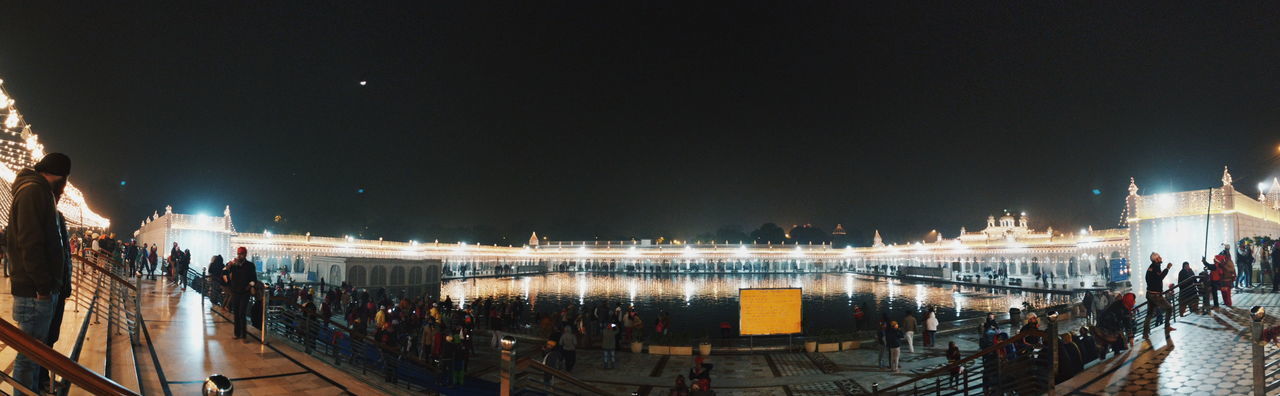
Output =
[
  {"x1": 208, "y1": 257, "x2": 225, "y2": 284},
  {"x1": 1146, "y1": 261, "x2": 1169, "y2": 293},
  {"x1": 1178, "y1": 268, "x2": 1198, "y2": 297},
  {"x1": 6, "y1": 169, "x2": 68, "y2": 297},
  {"x1": 225, "y1": 258, "x2": 257, "y2": 294}
]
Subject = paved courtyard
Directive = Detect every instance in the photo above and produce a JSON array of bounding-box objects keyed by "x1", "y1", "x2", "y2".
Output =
[
  {"x1": 459, "y1": 290, "x2": 1280, "y2": 396},
  {"x1": 1054, "y1": 289, "x2": 1280, "y2": 396},
  {"x1": 469, "y1": 321, "x2": 1019, "y2": 395}
]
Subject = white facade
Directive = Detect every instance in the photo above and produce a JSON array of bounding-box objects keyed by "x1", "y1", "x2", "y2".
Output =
[{"x1": 1127, "y1": 168, "x2": 1280, "y2": 295}]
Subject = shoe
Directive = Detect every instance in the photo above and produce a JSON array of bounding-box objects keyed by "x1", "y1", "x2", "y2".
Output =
[{"x1": 1167, "y1": 327, "x2": 1176, "y2": 332}]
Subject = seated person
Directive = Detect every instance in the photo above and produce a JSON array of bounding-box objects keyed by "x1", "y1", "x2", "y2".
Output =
[{"x1": 671, "y1": 375, "x2": 689, "y2": 396}]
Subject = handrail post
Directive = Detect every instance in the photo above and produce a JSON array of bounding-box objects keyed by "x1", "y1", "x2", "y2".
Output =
[
  {"x1": 500, "y1": 336, "x2": 516, "y2": 396},
  {"x1": 1252, "y1": 307, "x2": 1265, "y2": 396},
  {"x1": 132, "y1": 267, "x2": 142, "y2": 345},
  {"x1": 261, "y1": 284, "x2": 269, "y2": 346},
  {"x1": 1047, "y1": 318, "x2": 1058, "y2": 396}
]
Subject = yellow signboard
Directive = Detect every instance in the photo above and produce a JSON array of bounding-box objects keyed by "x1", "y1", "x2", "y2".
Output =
[{"x1": 739, "y1": 288, "x2": 802, "y2": 335}]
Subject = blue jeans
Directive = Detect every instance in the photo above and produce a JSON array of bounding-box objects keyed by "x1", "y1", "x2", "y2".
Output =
[
  {"x1": 602, "y1": 349, "x2": 615, "y2": 367},
  {"x1": 13, "y1": 293, "x2": 59, "y2": 396}
]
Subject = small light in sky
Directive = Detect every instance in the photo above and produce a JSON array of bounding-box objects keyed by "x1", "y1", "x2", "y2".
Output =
[
  {"x1": 1091, "y1": 189, "x2": 1101, "y2": 196},
  {"x1": 357, "y1": 188, "x2": 365, "y2": 194},
  {"x1": 119, "y1": 180, "x2": 126, "y2": 186},
  {"x1": 359, "y1": 80, "x2": 367, "y2": 86}
]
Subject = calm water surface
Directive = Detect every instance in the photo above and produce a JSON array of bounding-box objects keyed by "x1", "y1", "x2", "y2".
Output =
[{"x1": 443, "y1": 273, "x2": 1069, "y2": 335}]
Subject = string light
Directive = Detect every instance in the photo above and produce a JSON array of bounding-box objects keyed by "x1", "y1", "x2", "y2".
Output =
[{"x1": 0, "y1": 76, "x2": 110, "y2": 229}]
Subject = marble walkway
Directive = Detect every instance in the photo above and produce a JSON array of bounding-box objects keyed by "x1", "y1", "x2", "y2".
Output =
[{"x1": 136, "y1": 278, "x2": 391, "y2": 396}]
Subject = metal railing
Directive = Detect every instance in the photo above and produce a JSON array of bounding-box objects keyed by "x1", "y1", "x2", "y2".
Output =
[
  {"x1": 0, "y1": 249, "x2": 143, "y2": 395},
  {"x1": 72, "y1": 251, "x2": 142, "y2": 345},
  {"x1": 507, "y1": 355, "x2": 611, "y2": 396},
  {"x1": 876, "y1": 276, "x2": 1199, "y2": 396},
  {"x1": 872, "y1": 327, "x2": 1056, "y2": 396}
]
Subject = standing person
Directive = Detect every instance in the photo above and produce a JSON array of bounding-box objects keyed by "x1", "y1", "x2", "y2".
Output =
[
  {"x1": 601, "y1": 322, "x2": 618, "y2": 369},
  {"x1": 540, "y1": 340, "x2": 564, "y2": 386},
  {"x1": 147, "y1": 245, "x2": 158, "y2": 280},
  {"x1": 208, "y1": 255, "x2": 225, "y2": 306},
  {"x1": 137, "y1": 243, "x2": 148, "y2": 276},
  {"x1": 852, "y1": 303, "x2": 866, "y2": 331},
  {"x1": 1143, "y1": 253, "x2": 1176, "y2": 334},
  {"x1": 1238, "y1": 245, "x2": 1255, "y2": 289},
  {"x1": 902, "y1": 310, "x2": 917, "y2": 353},
  {"x1": 886, "y1": 321, "x2": 903, "y2": 373},
  {"x1": 125, "y1": 241, "x2": 138, "y2": 274},
  {"x1": 7, "y1": 153, "x2": 72, "y2": 396},
  {"x1": 1215, "y1": 246, "x2": 1237, "y2": 307},
  {"x1": 946, "y1": 341, "x2": 962, "y2": 387},
  {"x1": 559, "y1": 325, "x2": 578, "y2": 372},
  {"x1": 1203, "y1": 256, "x2": 1221, "y2": 308},
  {"x1": 1177, "y1": 262, "x2": 1199, "y2": 315},
  {"x1": 982, "y1": 312, "x2": 999, "y2": 333},
  {"x1": 876, "y1": 316, "x2": 888, "y2": 369},
  {"x1": 451, "y1": 330, "x2": 469, "y2": 386},
  {"x1": 1081, "y1": 292, "x2": 1094, "y2": 324},
  {"x1": 176, "y1": 249, "x2": 191, "y2": 291},
  {"x1": 225, "y1": 246, "x2": 258, "y2": 341},
  {"x1": 924, "y1": 310, "x2": 939, "y2": 348},
  {"x1": 169, "y1": 242, "x2": 181, "y2": 276}
]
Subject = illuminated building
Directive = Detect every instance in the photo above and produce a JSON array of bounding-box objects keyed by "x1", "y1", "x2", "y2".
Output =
[
  {"x1": 131, "y1": 167, "x2": 1280, "y2": 294},
  {"x1": 0, "y1": 78, "x2": 110, "y2": 230}
]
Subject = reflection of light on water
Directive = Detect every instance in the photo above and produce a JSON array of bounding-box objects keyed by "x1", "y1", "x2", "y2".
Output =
[
  {"x1": 844, "y1": 274, "x2": 854, "y2": 300},
  {"x1": 521, "y1": 277, "x2": 531, "y2": 299},
  {"x1": 915, "y1": 284, "x2": 925, "y2": 311},
  {"x1": 442, "y1": 273, "x2": 1061, "y2": 323}
]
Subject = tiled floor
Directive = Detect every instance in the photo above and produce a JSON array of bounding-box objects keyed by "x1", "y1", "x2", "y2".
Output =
[
  {"x1": 1061, "y1": 306, "x2": 1257, "y2": 396},
  {"x1": 466, "y1": 326, "x2": 1011, "y2": 395}
]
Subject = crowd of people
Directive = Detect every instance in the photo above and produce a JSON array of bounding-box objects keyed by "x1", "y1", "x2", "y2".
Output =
[{"x1": 873, "y1": 308, "x2": 941, "y2": 372}]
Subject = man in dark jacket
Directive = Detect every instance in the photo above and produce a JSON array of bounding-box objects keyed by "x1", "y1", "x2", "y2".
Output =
[
  {"x1": 1144, "y1": 252, "x2": 1175, "y2": 334},
  {"x1": 176, "y1": 249, "x2": 191, "y2": 291},
  {"x1": 208, "y1": 255, "x2": 225, "y2": 306},
  {"x1": 224, "y1": 246, "x2": 258, "y2": 340},
  {"x1": 124, "y1": 241, "x2": 138, "y2": 275},
  {"x1": 1177, "y1": 262, "x2": 1199, "y2": 315},
  {"x1": 6, "y1": 153, "x2": 72, "y2": 395}
]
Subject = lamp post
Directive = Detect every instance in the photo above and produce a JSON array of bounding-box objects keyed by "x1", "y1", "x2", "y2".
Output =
[{"x1": 500, "y1": 335, "x2": 517, "y2": 395}]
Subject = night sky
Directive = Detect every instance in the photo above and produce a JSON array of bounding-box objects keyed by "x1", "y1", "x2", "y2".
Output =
[{"x1": 1, "y1": 3, "x2": 1278, "y2": 244}]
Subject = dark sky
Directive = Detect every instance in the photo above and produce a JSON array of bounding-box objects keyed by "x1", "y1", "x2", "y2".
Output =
[{"x1": 1, "y1": 2, "x2": 1278, "y2": 244}]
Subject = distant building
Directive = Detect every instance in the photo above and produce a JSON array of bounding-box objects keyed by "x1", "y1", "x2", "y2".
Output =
[{"x1": 129, "y1": 166, "x2": 1280, "y2": 294}]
